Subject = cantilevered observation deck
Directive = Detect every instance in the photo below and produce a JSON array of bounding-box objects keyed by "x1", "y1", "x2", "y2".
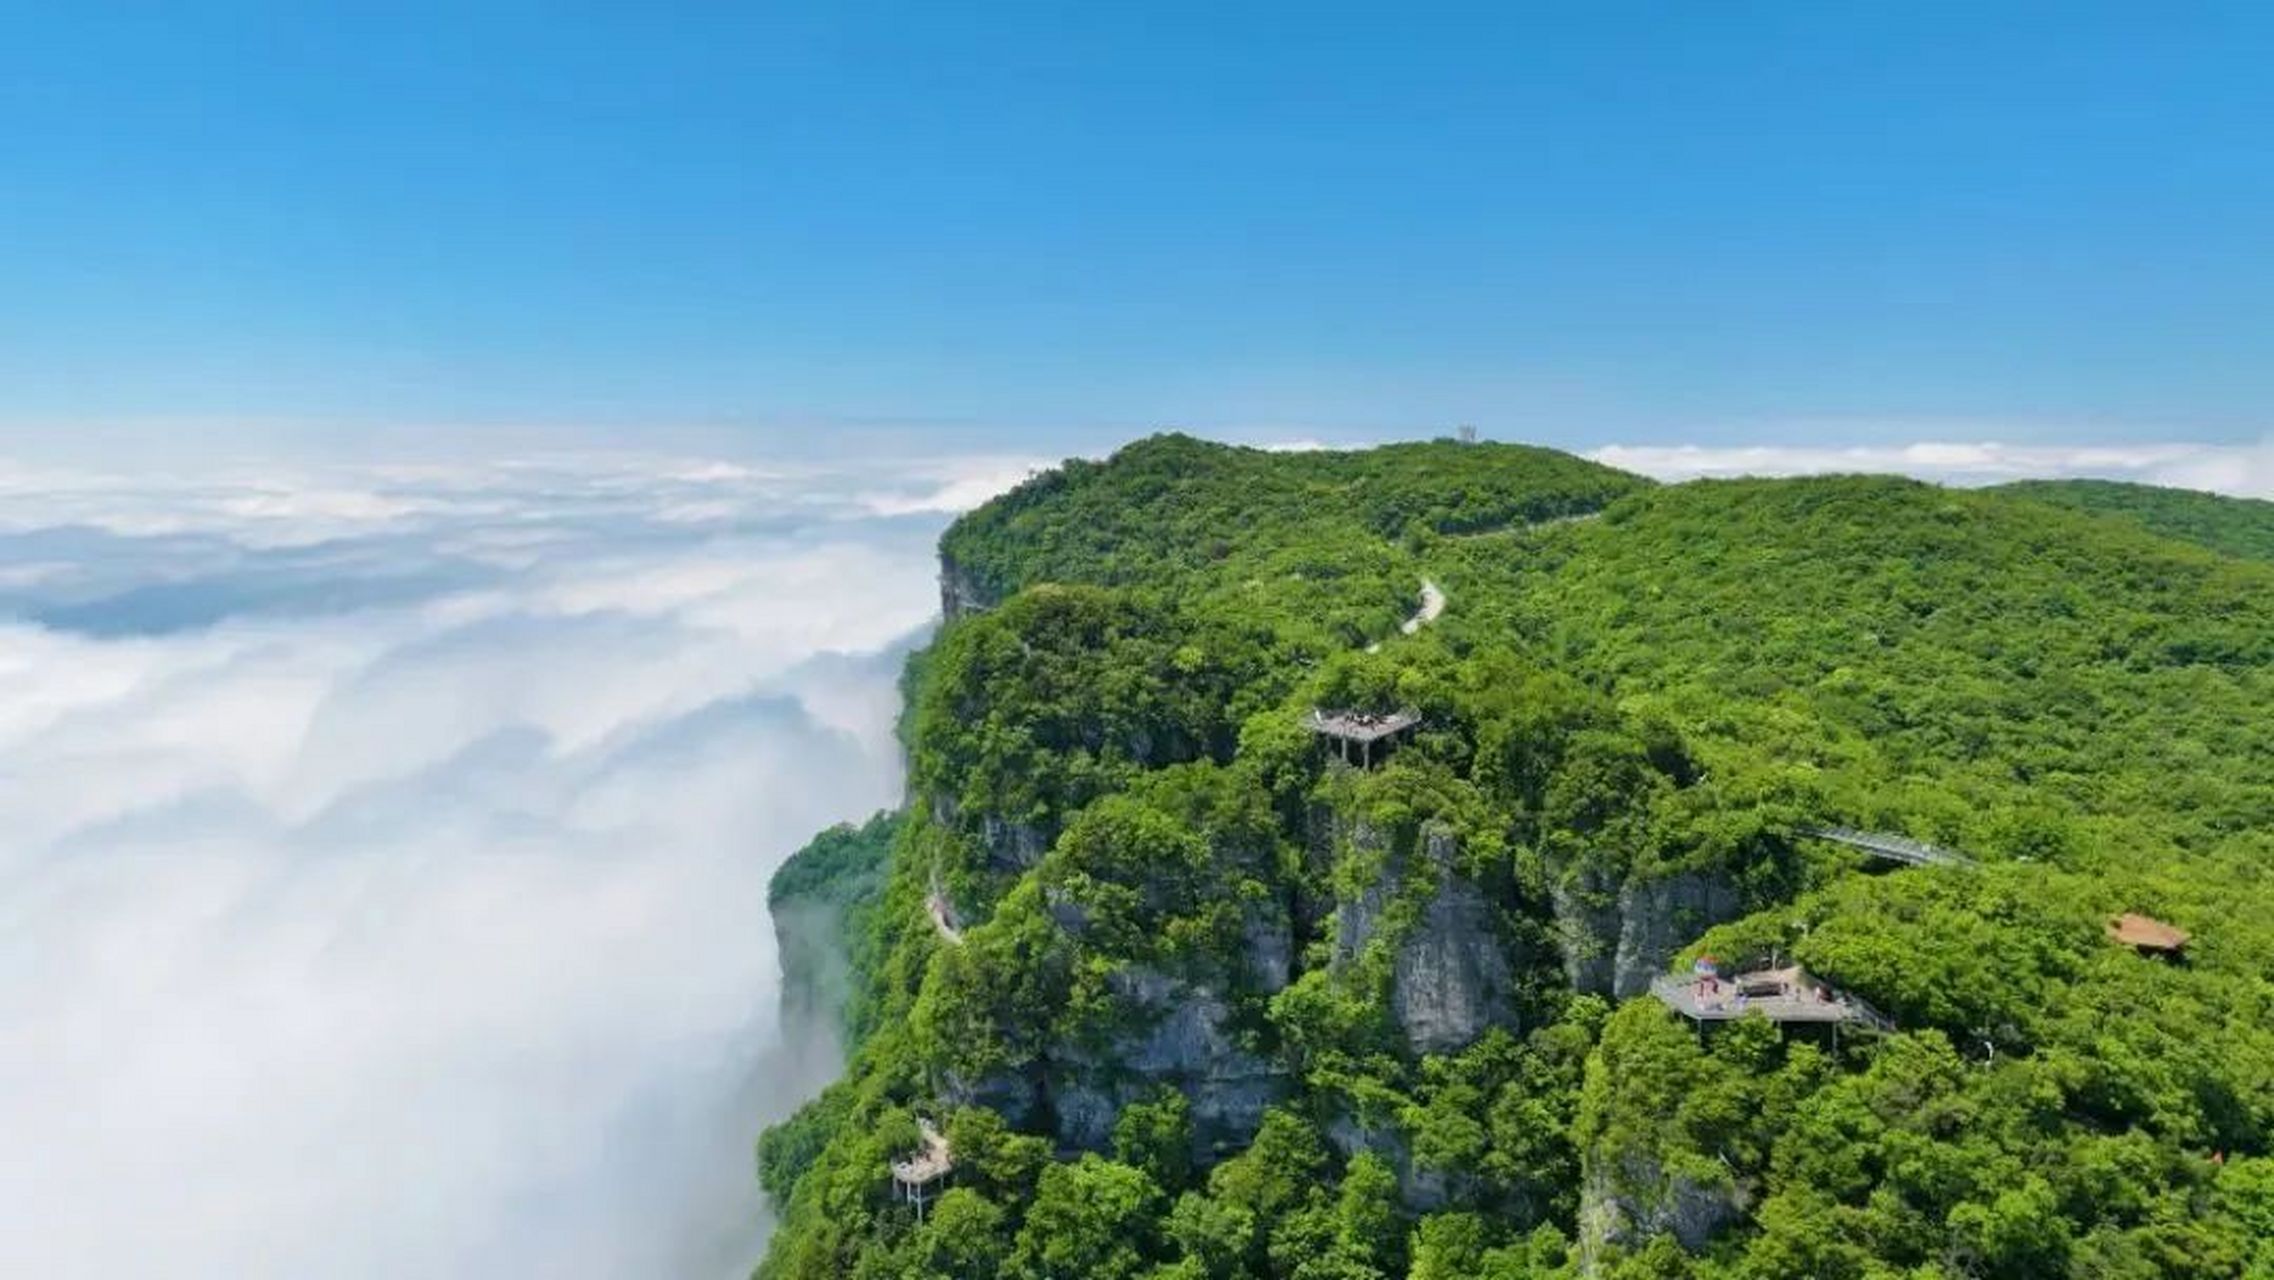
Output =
[
  {"x1": 1307, "y1": 708, "x2": 1422, "y2": 769},
  {"x1": 890, "y1": 1119, "x2": 954, "y2": 1219},
  {"x1": 1651, "y1": 966, "x2": 1895, "y2": 1037}
]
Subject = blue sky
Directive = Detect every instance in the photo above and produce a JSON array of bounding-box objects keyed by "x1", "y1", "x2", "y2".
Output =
[{"x1": 4, "y1": 3, "x2": 2270, "y2": 450}]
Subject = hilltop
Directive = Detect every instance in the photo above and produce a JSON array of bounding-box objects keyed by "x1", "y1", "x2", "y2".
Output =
[
  {"x1": 1990, "y1": 478, "x2": 2274, "y2": 564},
  {"x1": 759, "y1": 436, "x2": 2274, "y2": 1280}
]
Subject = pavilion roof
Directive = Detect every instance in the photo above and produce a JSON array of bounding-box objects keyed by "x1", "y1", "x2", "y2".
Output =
[{"x1": 2107, "y1": 913, "x2": 2189, "y2": 952}]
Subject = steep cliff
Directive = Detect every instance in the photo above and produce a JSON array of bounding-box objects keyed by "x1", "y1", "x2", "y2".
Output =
[
  {"x1": 756, "y1": 435, "x2": 2274, "y2": 1279},
  {"x1": 1553, "y1": 865, "x2": 1746, "y2": 1000},
  {"x1": 1330, "y1": 818, "x2": 1521, "y2": 1055},
  {"x1": 765, "y1": 812, "x2": 897, "y2": 1038},
  {"x1": 937, "y1": 550, "x2": 998, "y2": 620}
]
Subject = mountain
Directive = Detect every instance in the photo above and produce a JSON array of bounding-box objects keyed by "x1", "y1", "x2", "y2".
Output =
[
  {"x1": 759, "y1": 436, "x2": 2274, "y2": 1280},
  {"x1": 1990, "y1": 477, "x2": 2274, "y2": 563}
]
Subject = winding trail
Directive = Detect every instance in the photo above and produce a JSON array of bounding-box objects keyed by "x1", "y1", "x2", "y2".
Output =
[
  {"x1": 926, "y1": 879, "x2": 964, "y2": 945},
  {"x1": 1446, "y1": 509, "x2": 1604, "y2": 539},
  {"x1": 1401, "y1": 578, "x2": 1446, "y2": 635}
]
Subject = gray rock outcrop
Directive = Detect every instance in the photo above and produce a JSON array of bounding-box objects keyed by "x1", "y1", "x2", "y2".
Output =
[
  {"x1": 1611, "y1": 871, "x2": 1742, "y2": 997},
  {"x1": 1553, "y1": 864, "x2": 1743, "y2": 999},
  {"x1": 1333, "y1": 819, "x2": 1520, "y2": 1055},
  {"x1": 929, "y1": 791, "x2": 1052, "y2": 873},
  {"x1": 1578, "y1": 1150, "x2": 1743, "y2": 1271},
  {"x1": 943, "y1": 1065, "x2": 1043, "y2": 1129},
  {"x1": 939, "y1": 553, "x2": 997, "y2": 620},
  {"x1": 1044, "y1": 964, "x2": 1284, "y2": 1156},
  {"x1": 1326, "y1": 1114, "x2": 1470, "y2": 1212},
  {"x1": 1241, "y1": 897, "x2": 1294, "y2": 995}
]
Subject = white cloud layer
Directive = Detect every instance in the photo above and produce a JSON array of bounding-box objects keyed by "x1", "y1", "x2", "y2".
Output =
[
  {"x1": 0, "y1": 449, "x2": 1028, "y2": 1279},
  {"x1": 1587, "y1": 436, "x2": 2274, "y2": 498}
]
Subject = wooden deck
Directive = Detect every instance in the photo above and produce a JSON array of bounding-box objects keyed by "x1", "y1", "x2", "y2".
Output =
[
  {"x1": 891, "y1": 1118, "x2": 954, "y2": 1219},
  {"x1": 1306, "y1": 708, "x2": 1423, "y2": 742},
  {"x1": 1307, "y1": 707, "x2": 1422, "y2": 768},
  {"x1": 890, "y1": 1119, "x2": 953, "y2": 1188}
]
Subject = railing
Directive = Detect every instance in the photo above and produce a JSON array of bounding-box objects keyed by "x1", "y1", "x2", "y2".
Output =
[
  {"x1": 1650, "y1": 972, "x2": 1896, "y2": 1034},
  {"x1": 1838, "y1": 990, "x2": 1898, "y2": 1034},
  {"x1": 1800, "y1": 824, "x2": 1974, "y2": 868}
]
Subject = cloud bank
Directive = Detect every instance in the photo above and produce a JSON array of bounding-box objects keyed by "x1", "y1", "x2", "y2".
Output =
[{"x1": 0, "y1": 450, "x2": 1028, "y2": 1279}]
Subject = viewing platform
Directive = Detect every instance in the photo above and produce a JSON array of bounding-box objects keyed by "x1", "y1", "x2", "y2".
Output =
[
  {"x1": 1651, "y1": 964, "x2": 1894, "y2": 1037},
  {"x1": 890, "y1": 1119, "x2": 954, "y2": 1219},
  {"x1": 1307, "y1": 708, "x2": 1422, "y2": 769}
]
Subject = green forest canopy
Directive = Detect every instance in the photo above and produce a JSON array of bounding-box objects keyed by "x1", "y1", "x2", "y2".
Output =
[
  {"x1": 761, "y1": 435, "x2": 2274, "y2": 1280},
  {"x1": 1991, "y1": 478, "x2": 2274, "y2": 564}
]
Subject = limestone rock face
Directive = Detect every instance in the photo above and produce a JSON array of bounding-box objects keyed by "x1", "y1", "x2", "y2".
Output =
[
  {"x1": 938, "y1": 553, "x2": 997, "y2": 620},
  {"x1": 1395, "y1": 828, "x2": 1521, "y2": 1054},
  {"x1": 1025, "y1": 818, "x2": 1296, "y2": 1157},
  {"x1": 1044, "y1": 965, "x2": 1284, "y2": 1156},
  {"x1": 929, "y1": 791, "x2": 1052, "y2": 873},
  {"x1": 979, "y1": 811, "x2": 1051, "y2": 871},
  {"x1": 1297, "y1": 802, "x2": 1344, "y2": 935},
  {"x1": 1578, "y1": 1150, "x2": 1743, "y2": 1271},
  {"x1": 943, "y1": 1066, "x2": 1043, "y2": 1130},
  {"x1": 1330, "y1": 820, "x2": 1395, "y2": 962},
  {"x1": 1553, "y1": 863, "x2": 1743, "y2": 998},
  {"x1": 1334, "y1": 819, "x2": 1521, "y2": 1055},
  {"x1": 1550, "y1": 865, "x2": 1623, "y2": 995},
  {"x1": 771, "y1": 898, "x2": 853, "y2": 1036},
  {"x1": 1325, "y1": 1114, "x2": 1469, "y2": 1212},
  {"x1": 1240, "y1": 898, "x2": 1294, "y2": 995},
  {"x1": 1612, "y1": 871, "x2": 1743, "y2": 998}
]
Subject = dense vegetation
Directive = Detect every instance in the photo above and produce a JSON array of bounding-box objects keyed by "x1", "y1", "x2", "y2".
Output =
[
  {"x1": 760, "y1": 435, "x2": 2274, "y2": 1279},
  {"x1": 941, "y1": 434, "x2": 1646, "y2": 647},
  {"x1": 771, "y1": 811, "x2": 899, "y2": 917},
  {"x1": 1992, "y1": 478, "x2": 2274, "y2": 564},
  {"x1": 769, "y1": 810, "x2": 900, "y2": 1038}
]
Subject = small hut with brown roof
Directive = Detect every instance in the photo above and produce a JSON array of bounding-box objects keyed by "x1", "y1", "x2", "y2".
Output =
[{"x1": 2107, "y1": 913, "x2": 2189, "y2": 958}]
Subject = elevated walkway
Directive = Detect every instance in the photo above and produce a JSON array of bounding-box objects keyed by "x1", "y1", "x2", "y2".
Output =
[
  {"x1": 1400, "y1": 579, "x2": 1445, "y2": 635},
  {"x1": 1800, "y1": 824, "x2": 1974, "y2": 869}
]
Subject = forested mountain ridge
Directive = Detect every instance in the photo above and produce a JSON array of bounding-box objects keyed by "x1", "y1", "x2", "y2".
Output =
[
  {"x1": 760, "y1": 435, "x2": 2274, "y2": 1280},
  {"x1": 938, "y1": 434, "x2": 1649, "y2": 643},
  {"x1": 1989, "y1": 477, "x2": 2274, "y2": 564}
]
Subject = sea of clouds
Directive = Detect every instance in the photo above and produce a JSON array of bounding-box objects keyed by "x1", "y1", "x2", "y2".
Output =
[{"x1": 0, "y1": 447, "x2": 1038, "y2": 1279}]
